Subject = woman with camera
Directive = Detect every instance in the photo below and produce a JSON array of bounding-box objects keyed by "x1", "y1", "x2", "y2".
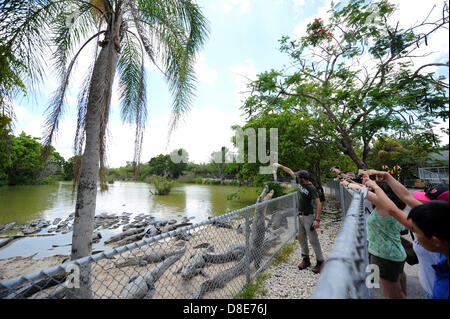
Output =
[{"x1": 341, "y1": 175, "x2": 408, "y2": 298}]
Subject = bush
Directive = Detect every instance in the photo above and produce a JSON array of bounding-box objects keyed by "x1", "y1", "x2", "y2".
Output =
[
  {"x1": 147, "y1": 176, "x2": 174, "y2": 195},
  {"x1": 204, "y1": 179, "x2": 221, "y2": 185},
  {"x1": 263, "y1": 181, "x2": 287, "y2": 198},
  {"x1": 193, "y1": 176, "x2": 204, "y2": 184},
  {"x1": 39, "y1": 176, "x2": 58, "y2": 185}
]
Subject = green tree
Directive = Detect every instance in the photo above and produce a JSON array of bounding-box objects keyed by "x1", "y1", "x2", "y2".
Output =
[
  {"x1": 243, "y1": 0, "x2": 449, "y2": 169},
  {"x1": 1, "y1": 0, "x2": 209, "y2": 296},
  {"x1": 234, "y1": 109, "x2": 355, "y2": 199},
  {"x1": 7, "y1": 132, "x2": 44, "y2": 185},
  {"x1": 141, "y1": 149, "x2": 189, "y2": 179},
  {"x1": 0, "y1": 114, "x2": 14, "y2": 185},
  {"x1": 367, "y1": 134, "x2": 439, "y2": 184},
  {"x1": 168, "y1": 148, "x2": 189, "y2": 178}
]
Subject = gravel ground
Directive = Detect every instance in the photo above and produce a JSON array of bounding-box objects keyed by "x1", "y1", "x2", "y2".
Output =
[{"x1": 255, "y1": 196, "x2": 344, "y2": 299}]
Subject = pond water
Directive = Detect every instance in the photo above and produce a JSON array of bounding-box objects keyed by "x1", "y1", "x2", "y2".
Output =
[{"x1": 0, "y1": 181, "x2": 261, "y2": 259}]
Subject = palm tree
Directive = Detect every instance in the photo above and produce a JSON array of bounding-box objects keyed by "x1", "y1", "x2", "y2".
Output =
[{"x1": 1, "y1": 0, "x2": 209, "y2": 297}]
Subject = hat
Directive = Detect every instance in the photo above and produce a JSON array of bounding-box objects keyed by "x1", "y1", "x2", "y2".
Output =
[
  {"x1": 295, "y1": 170, "x2": 311, "y2": 180},
  {"x1": 413, "y1": 186, "x2": 449, "y2": 202}
]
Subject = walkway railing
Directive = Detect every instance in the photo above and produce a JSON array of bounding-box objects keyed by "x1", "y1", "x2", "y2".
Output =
[
  {"x1": 0, "y1": 191, "x2": 298, "y2": 299},
  {"x1": 312, "y1": 179, "x2": 370, "y2": 299},
  {"x1": 418, "y1": 166, "x2": 449, "y2": 185}
]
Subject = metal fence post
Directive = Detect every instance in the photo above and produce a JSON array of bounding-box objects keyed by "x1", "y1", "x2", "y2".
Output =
[
  {"x1": 244, "y1": 208, "x2": 251, "y2": 284},
  {"x1": 339, "y1": 184, "x2": 346, "y2": 217},
  {"x1": 293, "y1": 191, "x2": 298, "y2": 235}
]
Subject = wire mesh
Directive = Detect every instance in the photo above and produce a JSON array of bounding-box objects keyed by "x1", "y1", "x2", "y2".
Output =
[
  {"x1": 312, "y1": 182, "x2": 370, "y2": 299},
  {"x1": 0, "y1": 192, "x2": 298, "y2": 299}
]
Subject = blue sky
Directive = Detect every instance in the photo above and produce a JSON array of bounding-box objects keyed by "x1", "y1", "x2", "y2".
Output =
[{"x1": 12, "y1": 0, "x2": 449, "y2": 167}]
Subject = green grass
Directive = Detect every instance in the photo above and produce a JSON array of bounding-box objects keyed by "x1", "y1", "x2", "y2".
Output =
[
  {"x1": 272, "y1": 241, "x2": 298, "y2": 266},
  {"x1": 235, "y1": 273, "x2": 271, "y2": 299},
  {"x1": 235, "y1": 241, "x2": 299, "y2": 299}
]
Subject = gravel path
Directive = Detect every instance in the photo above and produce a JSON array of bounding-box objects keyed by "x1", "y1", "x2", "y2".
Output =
[{"x1": 255, "y1": 197, "x2": 343, "y2": 299}]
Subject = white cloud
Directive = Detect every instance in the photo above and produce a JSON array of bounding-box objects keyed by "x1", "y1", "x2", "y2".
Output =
[
  {"x1": 194, "y1": 53, "x2": 218, "y2": 84},
  {"x1": 103, "y1": 106, "x2": 244, "y2": 167},
  {"x1": 231, "y1": 59, "x2": 259, "y2": 107},
  {"x1": 293, "y1": 0, "x2": 306, "y2": 9},
  {"x1": 14, "y1": 103, "x2": 33, "y2": 122},
  {"x1": 221, "y1": 0, "x2": 252, "y2": 14}
]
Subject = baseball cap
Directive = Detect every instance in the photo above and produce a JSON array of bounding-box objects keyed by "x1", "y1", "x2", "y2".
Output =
[
  {"x1": 413, "y1": 186, "x2": 449, "y2": 202},
  {"x1": 295, "y1": 170, "x2": 311, "y2": 180}
]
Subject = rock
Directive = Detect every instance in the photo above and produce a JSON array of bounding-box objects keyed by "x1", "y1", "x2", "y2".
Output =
[{"x1": 52, "y1": 218, "x2": 62, "y2": 225}]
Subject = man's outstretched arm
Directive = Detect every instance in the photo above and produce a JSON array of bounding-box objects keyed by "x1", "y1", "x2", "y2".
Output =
[{"x1": 275, "y1": 163, "x2": 296, "y2": 180}]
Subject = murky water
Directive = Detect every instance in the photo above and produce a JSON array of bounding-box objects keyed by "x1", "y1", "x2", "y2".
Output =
[{"x1": 0, "y1": 181, "x2": 261, "y2": 259}]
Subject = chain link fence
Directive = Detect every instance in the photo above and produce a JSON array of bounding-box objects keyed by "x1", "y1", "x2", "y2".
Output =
[
  {"x1": 0, "y1": 190, "x2": 298, "y2": 299},
  {"x1": 312, "y1": 180, "x2": 370, "y2": 299}
]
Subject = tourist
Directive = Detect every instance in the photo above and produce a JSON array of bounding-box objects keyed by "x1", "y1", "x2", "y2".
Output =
[
  {"x1": 361, "y1": 178, "x2": 408, "y2": 299},
  {"x1": 364, "y1": 170, "x2": 448, "y2": 298},
  {"x1": 274, "y1": 163, "x2": 324, "y2": 274},
  {"x1": 407, "y1": 201, "x2": 449, "y2": 299},
  {"x1": 364, "y1": 179, "x2": 449, "y2": 299}
]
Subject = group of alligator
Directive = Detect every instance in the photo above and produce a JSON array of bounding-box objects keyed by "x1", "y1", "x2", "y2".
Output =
[
  {"x1": 1, "y1": 186, "x2": 296, "y2": 299},
  {"x1": 0, "y1": 211, "x2": 196, "y2": 249},
  {"x1": 115, "y1": 185, "x2": 292, "y2": 299}
]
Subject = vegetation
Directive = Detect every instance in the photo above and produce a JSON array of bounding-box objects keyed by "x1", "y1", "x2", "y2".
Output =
[
  {"x1": 1, "y1": 0, "x2": 210, "y2": 281},
  {"x1": 147, "y1": 176, "x2": 174, "y2": 196},
  {"x1": 1, "y1": 2, "x2": 447, "y2": 299},
  {"x1": 0, "y1": 115, "x2": 67, "y2": 186},
  {"x1": 240, "y1": 0, "x2": 448, "y2": 171},
  {"x1": 272, "y1": 241, "x2": 298, "y2": 266},
  {"x1": 235, "y1": 273, "x2": 271, "y2": 299},
  {"x1": 236, "y1": 241, "x2": 298, "y2": 299}
]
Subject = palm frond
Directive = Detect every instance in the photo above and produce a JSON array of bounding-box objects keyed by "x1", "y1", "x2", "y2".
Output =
[
  {"x1": 135, "y1": 0, "x2": 209, "y2": 133},
  {"x1": 117, "y1": 30, "x2": 147, "y2": 177},
  {"x1": 0, "y1": 0, "x2": 63, "y2": 88},
  {"x1": 42, "y1": 31, "x2": 105, "y2": 160}
]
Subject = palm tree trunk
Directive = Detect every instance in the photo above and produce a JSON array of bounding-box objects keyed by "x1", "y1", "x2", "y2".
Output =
[{"x1": 70, "y1": 11, "x2": 122, "y2": 298}]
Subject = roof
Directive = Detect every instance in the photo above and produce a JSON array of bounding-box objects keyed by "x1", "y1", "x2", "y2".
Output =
[{"x1": 427, "y1": 150, "x2": 449, "y2": 164}]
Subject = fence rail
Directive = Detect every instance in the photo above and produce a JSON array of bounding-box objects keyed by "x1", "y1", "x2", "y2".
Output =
[
  {"x1": 0, "y1": 190, "x2": 298, "y2": 299},
  {"x1": 312, "y1": 179, "x2": 370, "y2": 299},
  {"x1": 418, "y1": 166, "x2": 449, "y2": 185}
]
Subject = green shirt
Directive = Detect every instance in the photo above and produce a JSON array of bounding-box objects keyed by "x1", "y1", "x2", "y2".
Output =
[
  {"x1": 296, "y1": 182, "x2": 319, "y2": 215},
  {"x1": 367, "y1": 208, "x2": 406, "y2": 262}
]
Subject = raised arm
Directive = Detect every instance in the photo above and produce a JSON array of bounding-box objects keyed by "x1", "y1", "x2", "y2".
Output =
[
  {"x1": 275, "y1": 163, "x2": 296, "y2": 180},
  {"x1": 340, "y1": 179, "x2": 379, "y2": 207},
  {"x1": 364, "y1": 179, "x2": 413, "y2": 229},
  {"x1": 368, "y1": 170, "x2": 422, "y2": 208}
]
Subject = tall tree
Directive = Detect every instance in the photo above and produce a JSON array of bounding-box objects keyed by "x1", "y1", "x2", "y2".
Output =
[
  {"x1": 243, "y1": 0, "x2": 449, "y2": 169},
  {"x1": 1, "y1": 0, "x2": 209, "y2": 297}
]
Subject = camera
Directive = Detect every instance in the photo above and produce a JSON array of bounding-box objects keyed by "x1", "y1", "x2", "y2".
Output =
[{"x1": 352, "y1": 174, "x2": 363, "y2": 184}]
